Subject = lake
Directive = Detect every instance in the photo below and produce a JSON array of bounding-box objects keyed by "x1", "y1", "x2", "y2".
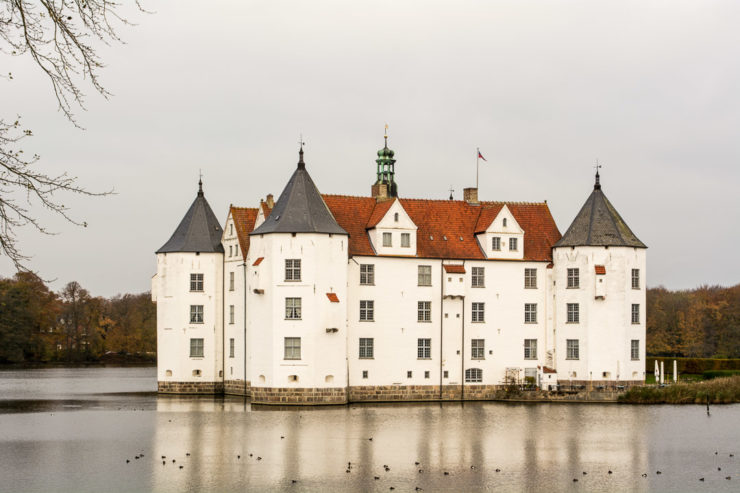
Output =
[{"x1": 0, "y1": 367, "x2": 737, "y2": 492}]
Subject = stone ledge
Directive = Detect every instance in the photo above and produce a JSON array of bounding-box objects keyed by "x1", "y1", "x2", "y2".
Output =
[
  {"x1": 224, "y1": 379, "x2": 250, "y2": 397},
  {"x1": 158, "y1": 381, "x2": 224, "y2": 394},
  {"x1": 251, "y1": 386, "x2": 347, "y2": 405}
]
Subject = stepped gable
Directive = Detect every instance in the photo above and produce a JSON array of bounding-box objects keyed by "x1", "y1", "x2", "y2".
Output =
[
  {"x1": 230, "y1": 206, "x2": 259, "y2": 258},
  {"x1": 251, "y1": 148, "x2": 348, "y2": 236},
  {"x1": 555, "y1": 173, "x2": 646, "y2": 248},
  {"x1": 157, "y1": 180, "x2": 225, "y2": 254},
  {"x1": 320, "y1": 195, "x2": 561, "y2": 261}
]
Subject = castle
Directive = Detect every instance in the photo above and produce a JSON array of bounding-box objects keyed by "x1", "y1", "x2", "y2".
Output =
[{"x1": 152, "y1": 138, "x2": 647, "y2": 404}]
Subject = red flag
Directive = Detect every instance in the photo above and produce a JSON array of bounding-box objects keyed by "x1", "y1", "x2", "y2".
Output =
[{"x1": 477, "y1": 150, "x2": 487, "y2": 161}]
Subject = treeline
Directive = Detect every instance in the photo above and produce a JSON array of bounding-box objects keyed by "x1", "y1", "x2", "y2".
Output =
[
  {"x1": 0, "y1": 272, "x2": 155, "y2": 364},
  {"x1": 647, "y1": 284, "x2": 740, "y2": 358}
]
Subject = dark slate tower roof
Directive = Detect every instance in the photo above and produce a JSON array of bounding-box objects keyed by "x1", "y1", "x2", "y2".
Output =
[
  {"x1": 156, "y1": 179, "x2": 225, "y2": 254},
  {"x1": 554, "y1": 172, "x2": 646, "y2": 248},
  {"x1": 251, "y1": 147, "x2": 348, "y2": 236}
]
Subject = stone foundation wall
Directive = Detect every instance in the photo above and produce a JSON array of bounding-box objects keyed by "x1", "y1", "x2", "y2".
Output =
[
  {"x1": 349, "y1": 384, "x2": 503, "y2": 402},
  {"x1": 158, "y1": 381, "x2": 224, "y2": 394},
  {"x1": 224, "y1": 379, "x2": 250, "y2": 396},
  {"x1": 251, "y1": 386, "x2": 347, "y2": 405},
  {"x1": 561, "y1": 380, "x2": 643, "y2": 390}
]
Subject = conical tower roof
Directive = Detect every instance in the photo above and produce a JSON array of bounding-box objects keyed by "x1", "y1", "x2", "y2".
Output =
[
  {"x1": 156, "y1": 180, "x2": 225, "y2": 254},
  {"x1": 251, "y1": 147, "x2": 348, "y2": 236},
  {"x1": 554, "y1": 172, "x2": 646, "y2": 248}
]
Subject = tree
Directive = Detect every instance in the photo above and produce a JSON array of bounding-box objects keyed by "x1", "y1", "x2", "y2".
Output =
[{"x1": 1, "y1": 1, "x2": 142, "y2": 270}]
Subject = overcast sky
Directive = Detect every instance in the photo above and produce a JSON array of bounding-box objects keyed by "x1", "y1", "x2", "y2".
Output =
[{"x1": 2, "y1": 0, "x2": 739, "y2": 296}]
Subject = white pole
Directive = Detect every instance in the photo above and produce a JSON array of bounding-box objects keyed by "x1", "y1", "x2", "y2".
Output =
[
  {"x1": 660, "y1": 361, "x2": 665, "y2": 385},
  {"x1": 654, "y1": 360, "x2": 659, "y2": 382},
  {"x1": 673, "y1": 360, "x2": 677, "y2": 383},
  {"x1": 476, "y1": 148, "x2": 480, "y2": 190}
]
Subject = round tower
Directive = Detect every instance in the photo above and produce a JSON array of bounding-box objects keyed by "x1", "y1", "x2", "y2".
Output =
[
  {"x1": 153, "y1": 179, "x2": 225, "y2": 394},
  {"x1": 552, "y1": 170, "x2": 647, "y2": 388}
]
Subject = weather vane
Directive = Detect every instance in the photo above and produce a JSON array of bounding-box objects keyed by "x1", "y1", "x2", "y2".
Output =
[{"x1": 298, "y1": 134, "x2": 305, "y2": 150}]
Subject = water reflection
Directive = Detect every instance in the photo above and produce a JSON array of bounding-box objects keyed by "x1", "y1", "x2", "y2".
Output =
[{"x1": 0, "y1": 368, "x2": 738, "y2": 493}]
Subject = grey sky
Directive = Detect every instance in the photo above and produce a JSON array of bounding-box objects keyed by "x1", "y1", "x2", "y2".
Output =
[{"x1": 2, "y1": 0, "x2": 739, "y2": 296}]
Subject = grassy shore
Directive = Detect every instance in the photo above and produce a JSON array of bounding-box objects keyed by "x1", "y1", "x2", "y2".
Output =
[{"x1": 619, "y1": 375, "x2": 740, "y2": 404}]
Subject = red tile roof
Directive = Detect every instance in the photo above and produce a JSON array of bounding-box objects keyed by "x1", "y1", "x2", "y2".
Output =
[
  {"x1": 366, "y1": 199, "x2": 395, "y2": 228},
  {"x1": 595, "y1": 265, "x2": 606, "y2": 275},
  {"x1": 443, "y1": 264, "x2": 466, "y2": 273},
  {"x1": 252, "y1": 257, "x2": 264, "y2": 266},
  {"x1": 230, "y1": 206, "x2": 259, "y2": 259},
  {"x1": 326, "y1": 292, "x2": 339, "y2": 303}
]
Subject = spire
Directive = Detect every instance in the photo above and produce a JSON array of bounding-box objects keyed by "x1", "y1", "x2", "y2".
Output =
[
  {"x1": 157, "y1": 179, "x2": 224, "y2": 254},
  {"x1": 594, "y1": 161, "x2": 601, "y2": 190},
  {"x1": 298, "y1": 142, "x2": 305, "y2": 169},
  {"x1": 373, "y1": 125, "x2": 398, "y2": 198},
  {"x1": 198, "y1": 170, "x2": 204, "y2": 196}
]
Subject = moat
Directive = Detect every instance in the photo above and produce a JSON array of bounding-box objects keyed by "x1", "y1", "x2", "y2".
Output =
[{"x1": 1, "y1": 367, "x2": 738, "y2": 493}]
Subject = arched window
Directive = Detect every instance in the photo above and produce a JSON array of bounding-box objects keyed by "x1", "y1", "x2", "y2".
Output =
[{"x1": 465, "y1": 368, "x2": 482, "y2": 383}]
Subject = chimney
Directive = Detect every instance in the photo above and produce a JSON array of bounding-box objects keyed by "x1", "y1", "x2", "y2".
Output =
[
  {"x1": 463, "y1": 187, "x2": 479, "y2": 205},
  {"x1": 266, "y1": 194, "x2": 274, "y2": 208},
  {"x1": 371, "y1": 183, "x2": 390, "y2": 202}
]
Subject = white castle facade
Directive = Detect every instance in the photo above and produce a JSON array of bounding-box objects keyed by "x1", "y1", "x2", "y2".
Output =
[{"x1": 152, "y1": 140, "x2": 647, "y2": 404}]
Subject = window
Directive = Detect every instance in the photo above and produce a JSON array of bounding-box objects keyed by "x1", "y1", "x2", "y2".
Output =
[
  {"x1": 472, "y1": 302, "x2": 485, "y2": 322},
  {"x1": 401, "y1": 233, "x2": 410, "y2": 248},
  {"x1": 417, "y1": 338, "x2": 431, "y2": 359},
  {"x1": 524, "y1": 303, "x2": 537, "y2": 324},
  {"x1": 359, "y1": 300, "x2": 374, "y2": 321},
  {"x1": 407, "y1": 370, "x2": 413, "y2": 378},
  {"x1": 284, "y1": 337, "x2": 301, "y2": 360},
  {"x1": 509, "y1": 237, "x2": 518, "y2": 251},
  {"x1": 418, "y1": 301, "x2": 431, "y2": 322},
  {"x1": 285, "y1": 259, "x2": 301, "y2": 281},
  {"x1": 190, "y1": 273, "x2": 203, "y2": 292},
  {"x1": 190, "y1": 305, "x2": 204, "y2": 324},
  {"x1": 471, "y1": 339, "x2": 485, "y2": 359},
  {"x1": 359, "y1": 338, "x2": 374, "y2": 359},
  {"x1": 285, "y1": 298, "x2": 302, "y2": 319},
  {"x1": 383, "y1": 232, "x2": 392, "y2": 247},
  {"x1": 230, "y1": 224, "x2": 233, "y2": 236},
  {"x1": 443, "y1": 370, "x2": 449, "y2": 378},
  {"x1": 567, "y1": 268, "x2": 579, "y2": 288},
  {"x1": 362, "y1": 370, "x2": 368, "y2": 379},
  {"x1": 524, "y1": 268, "x2": 537, "y2": 289},
  {"x1": 418, "y1": 265, "x2": 432, "y2": 286},
  {"x1": 471, "y1": 267, "x2": 484, "y2": 287},
  {"x1": 492, "y1": 237, "x2": 501, "y2": 251},
  {"x1": 632, "y1": 269, "x2": 640, "y2": 289},
  {"x1": 360, "y1": 264, "x2": 375, "y2": 285},
  {"x1": 567, "y1": 303, "x2": 579, "y2": 323},
  {"x1": 189, "y1": 338, "x2": 204, "y2": 358},
  {"x1": 631, "y1": 304, "x2": 640, "y2": 324},
  {"x1": 631, "y1": 339, "x2": 640, "y2": 360},
  {"x1": 465, "y1": 368, "x2": 482, "y2": 383},
  {"x1": 229, "y1": 245, "x2": 232, "y2": 257},
  {"x1": 394, "y1": 213, "x2": 399, "y2": 222},
  {"x1": 229, "y1": 305, "x2": 235, "y2": 324},
  {"x1": 229, "y1": 338, "x2": 235, "y2": 358},
  {"x1": 566, "y1": 339, "x2": 579, "y2": 360},
  {"x1": 524, "y1": 339, "x2": 537, "y2": 360},
  {"x1": 229, "y1": 271, "x2": 235, "y2": 291}
]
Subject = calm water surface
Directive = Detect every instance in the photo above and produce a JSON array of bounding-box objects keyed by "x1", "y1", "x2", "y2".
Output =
[{"x1": 0, "y1": 367, "x2": 738, "y2": 493}]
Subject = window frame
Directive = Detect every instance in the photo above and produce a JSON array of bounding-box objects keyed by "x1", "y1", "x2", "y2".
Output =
[
  {"x1": 285, "y1": 298, "x2": 302, "y2": 320},
  {"x1": 631, "y1": 339, "x2": 640, "y2": 360},
  {"x1": 524, "y1": 268, "x2": 537, "y2": 289},
  {"x1": 359, "y1": 300, "x2": 375, "y2": 322},
  {"x1": 284, "y1": 337, "x2": 301, "y2": 360},
  {"x1": 465, "y1": 368, "x2": 483, "y2": 383},
  {"x1": 417, "y1": 301, "x2": 432, "y2": 322},
  {"x1": 285, "y1": 259, "x2": 302, "y2": 282},
  {"x1": 471, "y1": 302, "x2": 485, "y2": 323},
  {"x1": 631, "y1": 269, "x2": 640, "y2": 289},
  {"x1": 229, "y1": 271, "x2": 235, "y2": 291},
  {"x1": 524, "y1": 303, "x2": 537, "y2": 324},
  {"x1": 471, "y1": 266, "x2": 485, "y2": 288},
  {"x1": 382, "y1": 232, "x2": 392, "y2": 247},
  {"x1": 631, "y1": 304, "x2": 640, "y2": 324},
  {"x1": 509, "y1": 237, "x2": 518, "y2": 251},
  {"x1": 567, "y1": 303, "x2": 580, "y2": 324},
  {"x1": 401, "y1": 232, "x2": 410, "y2": 248},
  {"x1": 359, "y1": 264, "x2": 375, "y2": 285},
  {"x1": 524, "y1": 339, "x2": 537, "y2": 360},
  {"x1": 417, "y1": 338, "x2": 431, "y2": 359},
  {"x1": 359, "y1": 338, "x2": 374, "y2": 359},
  {"x1": 229, "y1": 304, "x2": 235, "y2": 325},
  {"x1": 471, "y1": 339, "x2": 485, "y2": 359},
  {"x1": 418, "y1": 265, "x2": 432, "y2": 286},
  {"x1": 190, "y1": 273, "x2": 204, "y2": 292},
  {"x1": 189, "y1": 338, "x2": 204, "y2": 358},
  {"x1": 229, "y1": 338, "x2": 235, "y2": 358},
  {"x1": 189, "y1": 305, "x2": 204, "y2": 324},
  {"x1": 492, "y1": 236, "x2": 501, "y2": 251},
  {"x1": 566, "y1": 339, "x2": 579, "y2": 360},
  {"x1": 567, "y1": 268, "x2": 580, "y2": 289}
]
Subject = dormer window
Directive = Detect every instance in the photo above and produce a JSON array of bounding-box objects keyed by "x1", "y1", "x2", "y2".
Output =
[
  {"x1": 492, "y1": 237, "x2": 501, "y2": 251},
  {"x1": 401, "y1": 233, "x2": 410, "y2": 248},
  {"x1": 503, "y1": 218, "x2": 507, "y2": 227},
  {"x1": 509, "y1": 238, "x2": 518, "y2": 251},
  {"x1": 394, "y1": 213, "x2": 399, "y2": 222},
  {"x1": 383, "y1": 232, "x2": 392, "y2": 247}
]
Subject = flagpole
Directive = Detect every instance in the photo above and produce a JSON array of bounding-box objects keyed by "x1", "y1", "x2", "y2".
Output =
[{"x1": 476, "y1": 147, "x2": 480, "y2": 190}]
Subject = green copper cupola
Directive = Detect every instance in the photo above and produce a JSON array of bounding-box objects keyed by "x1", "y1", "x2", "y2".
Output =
[{"x1": 372, "y1": 132, "x2": 398, "y2": 200}]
